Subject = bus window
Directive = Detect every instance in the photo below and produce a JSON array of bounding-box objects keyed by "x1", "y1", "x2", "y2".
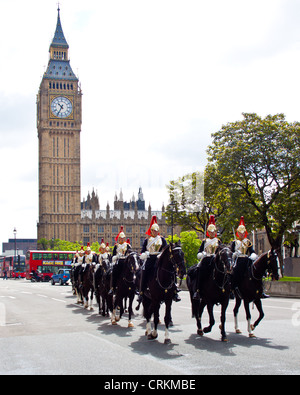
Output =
[
  {"x1": 43, "y1": 253, "x2": 52, "y2": 260},
  {"x1": 59, "y1": 253, "x2": 68, "y2": 260},
  {"x1": 33, "y1": 253, "x2": 42, "y2": 260}
]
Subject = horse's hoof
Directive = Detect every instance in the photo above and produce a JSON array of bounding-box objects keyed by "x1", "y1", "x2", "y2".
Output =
[
  {"x1": 197, "y1": 329, "x2": 204, "y2": 336},
  {"x1": 250, "y1": 324, "x2": 255, "y2": 331},
  {"x1": 221, "y1": 336, "x2": 228, "y2": 342},
  {"x1": 128, "y1": 322, "x2": 134, "y2": 328},
  {"x1": 111, "y1": 320, "x2": 118, "y2": 325},
  {"x1": 203, "y1": 327, "x2": 211, "y2": 334},
  {"x1": 115, "y1": 309, "x2": 120, "y2": 322},
  {"x1": 148, "y1": 333, "x2": 158, "y2": 340},
  {"x1": 164, "y1": 338, "x2": 171, "y2": 345},
  {"x1": 249, "y1": 333, "x2": 256, "y2": 338},
  {"x1": 235, "y1": 329, "x2": 242, "y2": 334}
]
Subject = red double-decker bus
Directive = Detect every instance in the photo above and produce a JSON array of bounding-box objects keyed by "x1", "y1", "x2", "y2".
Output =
[
  {"x1": 26, "y1": 250, "x2": 76, "y2": 282},
  {"x1": 0, "y1": 254, "x2": 27, "y2": 278}
]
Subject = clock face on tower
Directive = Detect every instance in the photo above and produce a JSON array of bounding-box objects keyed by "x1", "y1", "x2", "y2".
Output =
[{"x1": 51, "y1": 96, "x2": 73, "y2": 118}]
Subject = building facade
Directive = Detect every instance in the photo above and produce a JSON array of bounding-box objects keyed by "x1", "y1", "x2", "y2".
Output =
[
  {"x1": 80, "y1": 188, "x2": 181, "y2": 251},
  {"x1": 37, "y1": 8, "x2": 82, "y2": 242}
]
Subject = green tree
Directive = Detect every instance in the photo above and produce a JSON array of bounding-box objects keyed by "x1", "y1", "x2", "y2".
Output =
[
  {"x1": 167, "y1": 231, "x2": 201, "y2": 268},
  {"x1": 165, "y1": 171, "x2": 223, "y2": 236},
  {"x1": 207, "y1": 113, "x2": 300, "y2": 271}
]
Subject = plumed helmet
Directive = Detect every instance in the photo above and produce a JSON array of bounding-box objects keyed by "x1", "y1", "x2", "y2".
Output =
[{"x1": 146, "y1": 215, "x2": 159, "y2": 236}]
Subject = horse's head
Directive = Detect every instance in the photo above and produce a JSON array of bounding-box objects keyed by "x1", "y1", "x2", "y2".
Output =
[
  {"x1": 101, "y1": 258, "x2": 111, "y2": 272},
  {"x1": 125, "y1": 252, "x2": 140, "y2": 275},
  {"x1": 215, "y1": 246, "x2": 234, "y2": 275},
  {"x1": 169, "y1": 241, "x2": 186, "y2": 280},
  {"x1": 266, "y1": 249, "x2": 279, "y2": 281}
]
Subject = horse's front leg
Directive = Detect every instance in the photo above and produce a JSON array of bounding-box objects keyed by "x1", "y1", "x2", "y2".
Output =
[
  {"x1": 252, "y1": 299, "x2": 264, "y2": 332},
  {"x1": 83, "y1": 290, "x2": 89, "y2": 309},
  {"x1": 164, "y1": 299, "x2": 172, "y2": 344},
  {"x1": 148, "y1": 304, "x2": 159, "y2": 340},
  {"x1": 127, "y1": 294, "x2": 134, "y2": 328},
  {"x1": 203, "y1": 302, "x2": 215, "y2": 334},
  {"x1": 243, "y1": 299, "x2": 255, "y2": 338},
  {"x1": 196, "y1": 299, "x2": 206, "y2": 336},
  {"x1": 89, "y1": 288, "x2": 94, "y2": 311},
  {"x1": 219, "y1": 299, "x2": 229, "y2": 342},
  {"x1": 233, "y1": 296, "x2": 242, "y2": 334}
]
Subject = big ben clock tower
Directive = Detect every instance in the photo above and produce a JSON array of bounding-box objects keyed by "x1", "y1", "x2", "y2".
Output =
[{"x1": 37, "y1": 7, "x2": 81, "y2": 242}]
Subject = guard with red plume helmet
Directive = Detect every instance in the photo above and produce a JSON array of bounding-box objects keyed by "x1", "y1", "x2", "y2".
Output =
[
  {"x1": 193, "y1": 215, "x2": 221, "y2": 300},
  {"x1": 109, "y1": 225, "x2": 131, "y2": 295},
  {"x1": 138, "y1": 215, "x2": 171, "y2": 302},
  {"x1": 84, "y1": 242, "x2": 96, "y2": 266},
  {"x1": 98, "y1": 239, "x2": 110, "y2": 266},
  {"x1": 230, "y1": 217, "x2": 268, "y2": 298}
]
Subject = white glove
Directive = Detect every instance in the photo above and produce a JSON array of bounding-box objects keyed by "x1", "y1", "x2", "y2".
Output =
[
  {"x1": 250, "y1": 253, "x2": 258, "y2": 261},
  {"x1": 197, "y1": 252, "x2": 203, "y2": 260}
]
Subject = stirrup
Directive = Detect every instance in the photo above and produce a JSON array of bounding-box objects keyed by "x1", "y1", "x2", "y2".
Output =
[
  {"x1": 173, "y1": 293, "x2": 181, "y2": 302},
  {"x1": 234, "y1": 287, "x2": 243, "y2": 299},
  {"x1": 193, "y1": 291, "x2": 201, "y2": 301}
]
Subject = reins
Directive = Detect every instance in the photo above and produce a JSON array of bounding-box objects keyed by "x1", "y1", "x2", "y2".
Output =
[{"x1": 156, "y1": 245, "x2": 183, "y2": 293}]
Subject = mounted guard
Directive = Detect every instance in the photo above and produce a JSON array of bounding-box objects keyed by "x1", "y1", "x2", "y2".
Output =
[
  {"x1": 193, "y1": 215, "x2": 221, "y2": 300},
  {"x1": 230, "y1": 217, "x2": 265, "y2": 298},
  {"x1": 109, "y1": 226, "x2": 131, "y2": 295},
  {"x1": 138, "y1": 216, "x2": 180, "y2": 302},
  {"x1": 98, "y1": 239, "x2": 110, "y2": 266}
]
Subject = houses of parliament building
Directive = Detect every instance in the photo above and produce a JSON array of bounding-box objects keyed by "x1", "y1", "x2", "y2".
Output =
[{"x1": 37, "y1": 8, "x2": 179, "y2": 251}]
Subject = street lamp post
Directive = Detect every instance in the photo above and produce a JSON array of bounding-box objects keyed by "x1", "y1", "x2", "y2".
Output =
[
  {"x1": 13, "y1": 227, "x2": 17, "y2": 278},
  {"x1": 169, "y1": 201, "x2": 176, "y2": 243}
]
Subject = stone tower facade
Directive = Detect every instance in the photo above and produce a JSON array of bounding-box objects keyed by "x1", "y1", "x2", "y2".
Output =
[{"x1": 37, "y1": 8, "x2": 82, "y2": 242}]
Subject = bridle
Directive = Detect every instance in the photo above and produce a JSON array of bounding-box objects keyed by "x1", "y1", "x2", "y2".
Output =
[
  {"x1": 156, "y1": 245, "x2": 185, "y2": 293},
  {"x1": 213, "y1": 248, "x2": 232, "y2": 293},
  {"x1": 122, "y1": 252, "x2": 139, "y2": 286},
  {"x1": 251, "y1": 250, "x2": 278, "y2": 281}
]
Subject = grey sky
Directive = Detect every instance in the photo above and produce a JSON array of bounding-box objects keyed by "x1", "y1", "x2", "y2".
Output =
[{"x1": 1, "y1": 0, "x2": 300, "y2": 247}]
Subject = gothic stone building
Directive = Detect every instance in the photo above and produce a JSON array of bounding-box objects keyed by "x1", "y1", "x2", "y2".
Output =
[{"x1": 80, "y1": 188, "x2": 182, "y2": 251}]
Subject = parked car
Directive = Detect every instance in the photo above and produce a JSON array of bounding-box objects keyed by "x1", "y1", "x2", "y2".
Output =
[{"x1": 51, "y1": 269, "x2": 71, "y2": 286}]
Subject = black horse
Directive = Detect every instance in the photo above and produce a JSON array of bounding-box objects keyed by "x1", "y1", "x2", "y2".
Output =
[
  {"x1": 111, "y1": 252, "x2": 140, "y2": 328},
  {"x1": 233, "y1": 249, "x2": 279, "y2": 337},
  {"x1": 81, "y1": 264, "x2": 95, "y2": 310},
  {"x1": 187, "y1": 246, "x2": 233, "y2": 342},
  {"x1": 73, "y1": 264, "x2": 84, "y2": 305},
  {"x1": 142, "y1": 242, "x2": 186, "y2": 344},
  {"x1": 94, "y1": 257, "x2": 113, "y2": 317}
]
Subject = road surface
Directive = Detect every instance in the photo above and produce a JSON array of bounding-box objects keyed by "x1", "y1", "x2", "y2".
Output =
[{"x1": 0, "y1": 279, "x2": 299, "y2": 375}]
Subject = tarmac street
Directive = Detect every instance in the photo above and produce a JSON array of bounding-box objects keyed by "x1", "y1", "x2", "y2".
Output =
[{"x1": 0, "y1": 279, "x2": 299, "y2": 375}]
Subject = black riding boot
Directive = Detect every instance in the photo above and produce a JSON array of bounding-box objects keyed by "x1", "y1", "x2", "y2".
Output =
[
  {"x1": 193, "y1": 265, "x2": 201, "y2": 300},
  {"x1": 137, "y1": 269, "x2": 147, "y2": 302},
  {"x1": 108, "y1": 266, "x2": 117, "y2": 295}
]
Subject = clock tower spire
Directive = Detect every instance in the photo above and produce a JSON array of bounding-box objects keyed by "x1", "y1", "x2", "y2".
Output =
[{"x1": 37, "y1": 7, "x2": 82, "y2": 243}]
